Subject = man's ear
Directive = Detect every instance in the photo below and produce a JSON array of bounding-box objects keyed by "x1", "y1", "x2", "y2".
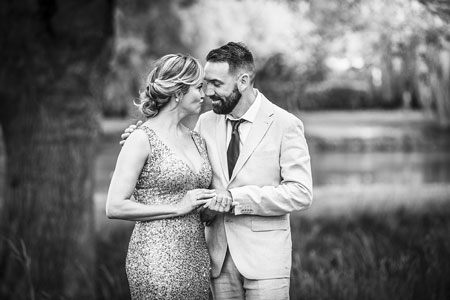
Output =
[{"x1": 237, "y1": 73, "x2": 250, "y2": 92}]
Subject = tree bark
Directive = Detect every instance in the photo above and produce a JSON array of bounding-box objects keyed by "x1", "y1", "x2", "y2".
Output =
[{"x1": 0, "y1": 1, "x2": 113, "y2": 299}]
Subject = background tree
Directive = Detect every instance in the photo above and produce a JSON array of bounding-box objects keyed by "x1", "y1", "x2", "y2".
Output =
[
  {"x1": 104, "y1": 0, "x2": 321, "y2": 114},
  {"x1": 104, "y1": 0, "x2": 449, "y2": 124},
  {"x1": 295, "y1": 0, "x2": 450, "y2": 126},
  {"x1": 103, "y1": 0, "x2": 196, "y2": 117},
  {"x1": 419, "y1": 0, "x2": 450, "y2": 21},
  {"x1": 0, "y1": 1, "x2": 113, "y2": 299},
  {"x1": 417, "y1": 0, "x2": 450, "y2": 127}
]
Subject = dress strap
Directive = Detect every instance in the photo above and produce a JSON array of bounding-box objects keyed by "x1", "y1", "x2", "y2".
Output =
[
  {"x1": 136, "y1": 125, "x2": 157, "y2": 157},
  {"x1": 191, "y1": 130, "x2": 207, "y2": 158}
]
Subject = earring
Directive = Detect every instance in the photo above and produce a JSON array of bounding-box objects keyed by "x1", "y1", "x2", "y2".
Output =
[{"x1": 175, "y1": 98, "x2": 179, "y2": 103}]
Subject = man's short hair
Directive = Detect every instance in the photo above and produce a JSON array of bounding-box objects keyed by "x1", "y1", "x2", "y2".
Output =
[{"x1": 206, "y1": 42, "x2": 255, "y2": 81}]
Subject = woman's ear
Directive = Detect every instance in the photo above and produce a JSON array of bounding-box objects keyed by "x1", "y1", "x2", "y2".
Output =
[{"x1": 175, "y1": 92, "x2": 184, "y2": 103}]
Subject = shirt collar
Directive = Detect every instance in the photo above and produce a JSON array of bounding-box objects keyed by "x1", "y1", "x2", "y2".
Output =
[{"x1": 226, "y1": 89, "x2": 262, "y2": 123}]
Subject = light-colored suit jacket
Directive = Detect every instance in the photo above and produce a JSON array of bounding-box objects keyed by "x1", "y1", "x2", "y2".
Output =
[{"x1": 195, "y1": 93, "x2": 313, "y2": 280}]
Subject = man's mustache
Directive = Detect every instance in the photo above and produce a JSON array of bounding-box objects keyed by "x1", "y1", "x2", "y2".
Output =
[{"x1": 209, "y1": 96, "x2": 223, "y2": 102}]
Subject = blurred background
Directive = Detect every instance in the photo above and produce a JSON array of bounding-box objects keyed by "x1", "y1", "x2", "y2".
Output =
[{"x1": 1, "y1": 0, "x2": 450, "y2": 299}]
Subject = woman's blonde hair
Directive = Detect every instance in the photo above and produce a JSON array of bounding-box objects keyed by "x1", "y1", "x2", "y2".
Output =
[{"x1": 136, "y1": 54, "x2": 203, "y2": 118}]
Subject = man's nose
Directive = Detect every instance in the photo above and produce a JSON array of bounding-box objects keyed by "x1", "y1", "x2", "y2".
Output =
[{"x1": 205, "y1": 84, "x2": 214, "y2": 97}]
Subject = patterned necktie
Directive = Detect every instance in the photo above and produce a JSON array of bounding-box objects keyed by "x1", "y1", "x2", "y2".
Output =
[{"x1": 227, "y1": 119, "x2": 244, "y2": 179}]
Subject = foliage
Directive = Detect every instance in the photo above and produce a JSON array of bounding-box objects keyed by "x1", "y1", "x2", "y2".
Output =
[
  {"x1": 301, "y1": 79, "x2": 375, "y2": 110},
  {"x1": 419, "y1": 0, "x2": 450, "y2": 22},
  {"x1": 289, "y1": 205, "x2": 450, "y2": 300},
  {"x1": 93, "y1": 204, "x2": 450, "y2": 300},
  {"x1": 103, "y1": 0, "x2": 194, "y2": 116},
  {"x1": 178, "y1": 0, "x2": 318, "y2": 66},
  {"x1": 95, "y1": 224, "x2": 133, "y2": 300},
  {"x1": 104, "y1": 0, "x2": 450, "y2": 119},
  {"x1": 105, "y1": 0, "x2": 322, "y2": 113},
  {"x1": 304, "y1": 0, "x2": 450, "y2": 123}
]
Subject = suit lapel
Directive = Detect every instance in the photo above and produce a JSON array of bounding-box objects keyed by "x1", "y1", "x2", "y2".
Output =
[
  {"x1": 215, "y1": 114, "x2": 229, "y2": 181},
  {"x1": 229, "y1": 97, "x2": 274, "y2": 183}
]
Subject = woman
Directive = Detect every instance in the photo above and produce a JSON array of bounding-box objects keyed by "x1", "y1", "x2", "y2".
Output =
[{"x1": 106, "y1": 54, "x2": 215, "y2": 300}]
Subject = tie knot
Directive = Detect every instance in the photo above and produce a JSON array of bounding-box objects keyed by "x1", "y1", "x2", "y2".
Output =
[{"x1": 230, "y1": 119, "x2": 244, "y2": 132}]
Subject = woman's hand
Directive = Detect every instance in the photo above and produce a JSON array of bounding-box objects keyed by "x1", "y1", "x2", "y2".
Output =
[
  {"x1": 176, "y1": 189, "x2": 216, "y2": 216},
  {"x1": 202, "y1": 190, "x2": 238, "y2": 213}
]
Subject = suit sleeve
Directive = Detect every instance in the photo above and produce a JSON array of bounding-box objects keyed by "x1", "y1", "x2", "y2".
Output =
[{"x1": 230, "y1": 118, "x2": 313, "y2": 216}]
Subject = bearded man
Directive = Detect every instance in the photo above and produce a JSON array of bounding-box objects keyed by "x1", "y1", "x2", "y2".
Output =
[{"x1": 196, "y1": 42, "x2": 313, "y2": 300}]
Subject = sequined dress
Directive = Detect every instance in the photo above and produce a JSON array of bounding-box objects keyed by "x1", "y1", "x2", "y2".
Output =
[{"x1": 126, "y1": 126, "x2": 212, "y2": 300}]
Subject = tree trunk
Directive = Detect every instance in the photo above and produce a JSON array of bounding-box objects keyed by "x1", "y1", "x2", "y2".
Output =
[
  {"x1": 432, "y1": 48, "x2": 450, "y2": 127},
  {"x1": 0, "y1": 1, "x2": 113, "y2": 299}
]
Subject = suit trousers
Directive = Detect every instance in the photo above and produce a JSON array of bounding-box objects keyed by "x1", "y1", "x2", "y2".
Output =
[{"x1": 211, "y1": 249, "x2": 290, "y2": 300}]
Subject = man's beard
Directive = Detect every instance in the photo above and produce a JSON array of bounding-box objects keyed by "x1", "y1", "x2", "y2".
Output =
[{"x1": 210, "y1": 84, "x2": 241, "y2": 115}]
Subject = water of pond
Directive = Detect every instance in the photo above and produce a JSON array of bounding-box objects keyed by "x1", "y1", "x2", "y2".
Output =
[
  {"x1": 96, "y1": 138, "x2": 450, "y2": 192},
  {"x1": 310, "y1": 151, "x2": 450, "y2": 186}
]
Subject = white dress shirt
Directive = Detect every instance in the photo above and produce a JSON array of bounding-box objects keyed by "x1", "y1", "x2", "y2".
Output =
[{"x1": 226, "y1": 89, "x2": 262, "y2": 149}]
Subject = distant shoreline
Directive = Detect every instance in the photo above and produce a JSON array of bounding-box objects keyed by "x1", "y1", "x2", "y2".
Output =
[{"x1": 100, "y1": 110, "x2": 450, "y2": 152}]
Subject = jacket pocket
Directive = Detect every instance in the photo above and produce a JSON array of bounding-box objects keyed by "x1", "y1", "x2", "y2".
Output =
[{"x1": 251, "y1": 215, "x2": 289, "y2": 232}]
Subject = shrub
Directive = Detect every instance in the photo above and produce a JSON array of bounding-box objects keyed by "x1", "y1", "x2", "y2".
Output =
[{"x1": 300, "y1": 79, "x2": 375, "y2": 110}]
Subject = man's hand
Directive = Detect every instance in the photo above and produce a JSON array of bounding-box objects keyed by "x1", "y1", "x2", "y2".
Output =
[
  {"x1": 203, "y1": 190, "x2": 238, "y2": 213},
  {"x1": 120, "y1": 120, "x2": 143, "y2": 145}
]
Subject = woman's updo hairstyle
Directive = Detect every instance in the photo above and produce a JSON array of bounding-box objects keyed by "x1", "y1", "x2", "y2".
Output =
[{"x1": 136, "y1": 54, "x2": 203, "y2": 118}]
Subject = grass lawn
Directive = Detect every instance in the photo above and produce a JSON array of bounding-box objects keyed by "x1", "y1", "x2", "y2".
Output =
[
  {"x1": 289, "y1": 203, "x2": 450, "y2": 300},
  {"x1": 95, "y1": 202, "x2": 450, "y2": 300}
]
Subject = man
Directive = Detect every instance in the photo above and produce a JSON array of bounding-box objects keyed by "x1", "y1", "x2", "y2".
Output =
[
  {"x1": 122, "y1": 42, "x2": 312, "y2": 299},
  {"x1": 196, "y1": 42, "x2": 312, "y2": 300}
]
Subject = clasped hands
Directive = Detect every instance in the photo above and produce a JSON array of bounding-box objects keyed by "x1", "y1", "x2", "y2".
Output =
[
  {"x1": 203, "y1": 190, "x2": 238, "y2": 213},
  {"x1": 198, "y1": 190, "x2": 238, "y2": 224},
  {"x1": 181, "y1": 189, "x2": 238, "y2": 216}
]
